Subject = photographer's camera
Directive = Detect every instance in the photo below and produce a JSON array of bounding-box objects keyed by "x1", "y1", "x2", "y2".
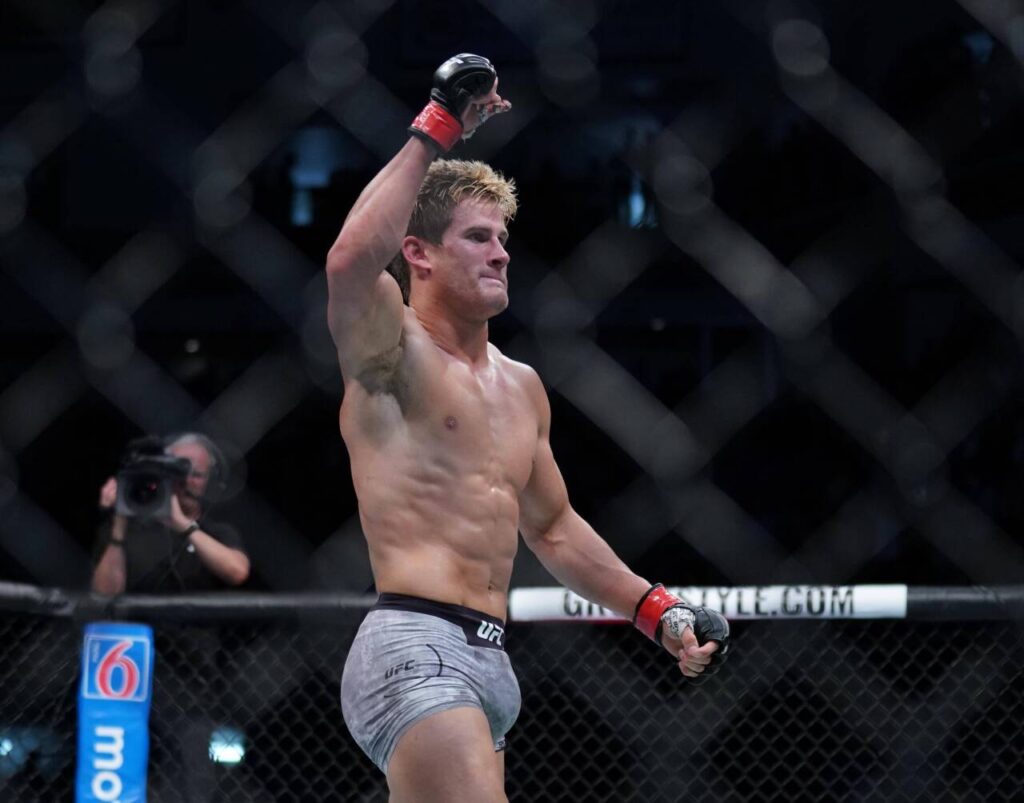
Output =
[{"x1": 115, "y1": 436, "x2": 191, "y2": 518}]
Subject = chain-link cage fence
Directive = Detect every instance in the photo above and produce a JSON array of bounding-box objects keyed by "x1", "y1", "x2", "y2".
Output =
[
  {"x1": 2, "y1": 1, "x2": 1024, "y2": 593},
  {"x1": 3, "y1": 1, "x2": 1024, "y2": 799},
  {"x1": 1, "y1": 589, "x2": 1023, "y2": 802}
]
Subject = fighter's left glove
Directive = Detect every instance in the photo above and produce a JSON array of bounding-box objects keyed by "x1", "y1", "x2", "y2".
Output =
[{"x1": 633, "y1": 583, "x2": 730, "y2": 684}]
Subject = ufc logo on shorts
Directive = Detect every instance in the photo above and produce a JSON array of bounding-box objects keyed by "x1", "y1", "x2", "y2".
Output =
[
  {"x1": 384, "y1": 660, "x2": 416, "y2": 679},
  {"x1": 476, "y1": 621, "x2": 504, "y2": 647}
]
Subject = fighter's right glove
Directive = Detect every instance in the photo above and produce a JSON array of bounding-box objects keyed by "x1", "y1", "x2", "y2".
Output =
[
  {"x1": 409, "y1": 53, "x2": 497, "y2": 153},
  {"x1": 634, "y1": 583, "x2": 730, "y2": 684}
]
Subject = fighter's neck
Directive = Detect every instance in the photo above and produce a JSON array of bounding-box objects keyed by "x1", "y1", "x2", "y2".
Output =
[{"x1": 412, "y1": 303, "x2": 490, "y2": 366}]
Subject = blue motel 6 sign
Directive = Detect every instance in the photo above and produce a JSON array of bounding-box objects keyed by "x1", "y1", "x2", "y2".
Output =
[{"x1": 75, "y1": 622, "x2": 154, "y2": 802}]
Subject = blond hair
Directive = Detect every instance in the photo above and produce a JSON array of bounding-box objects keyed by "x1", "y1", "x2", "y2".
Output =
[{"x1": 387, "y1": 159, "x2": 517, "y2": 303}]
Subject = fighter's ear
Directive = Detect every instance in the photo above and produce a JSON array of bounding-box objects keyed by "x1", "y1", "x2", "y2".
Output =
[{"x1": 402, "y1": 235, "x2": 433, "y2": 281}]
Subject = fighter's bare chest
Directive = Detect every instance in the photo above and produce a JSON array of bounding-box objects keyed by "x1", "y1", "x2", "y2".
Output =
[
  {"x1": 420, "y1": 361, "x2": 537, "y2": 482},
  {"x1": 341, "y1": 331, "x2": 541, "y2": 488}
]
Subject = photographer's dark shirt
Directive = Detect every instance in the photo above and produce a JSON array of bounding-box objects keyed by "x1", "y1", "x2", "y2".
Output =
[{"x1": 95, "y1": 516, "x2": 246, "y2": 592}]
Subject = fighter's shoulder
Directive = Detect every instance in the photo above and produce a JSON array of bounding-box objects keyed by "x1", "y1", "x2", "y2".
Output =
[
  {"x1": 489, "y1": 345, "x2": 548, "y2": 405},
  {"x1": 397, "y1": 307, "x2": 442, "y2": 360}
]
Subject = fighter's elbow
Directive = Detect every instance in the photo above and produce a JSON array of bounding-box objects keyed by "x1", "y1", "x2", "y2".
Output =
[
  {"x1": 326, "y1": 242, "x2": 354, "y2": 276},
  {"x1": 524, "y1": 501, "x2": 573, "y2": 544},
  {"x1": 327, "y1": 223, "x2": 384, "y2": 276},
  {"x1": 521, "y1": 509, "x2": 570, "y2": 554}
]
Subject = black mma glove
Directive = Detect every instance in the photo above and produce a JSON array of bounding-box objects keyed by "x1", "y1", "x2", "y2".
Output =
[
  {"x1": 409, "y1": 53, "x2": 497, "y2": 152},
  {"x1": 633, "y1": 583, "x2": 730, "y2": 684}
]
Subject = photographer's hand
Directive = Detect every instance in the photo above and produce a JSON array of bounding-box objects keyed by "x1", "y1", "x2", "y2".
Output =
[
  {"x1": 163, "y1": 493, "x2": 196, "y2": 534},
  {"x1": 164, "y1": 493, "x2": 250, "y2": 586},
  {"x1": 98, "y1": 476, "x2": 117, "y2": 510}
]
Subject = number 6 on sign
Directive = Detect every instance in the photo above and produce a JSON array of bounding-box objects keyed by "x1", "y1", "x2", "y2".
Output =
[
  {"x1": 76, "y1": 622, "x2": 154, "y2": 803},
  {"x1": 82, "y1": 631, "x2": 151, "y2": 702},
  {"x1": 95, "y1": 641, "x2": 141, "y2": 699}
]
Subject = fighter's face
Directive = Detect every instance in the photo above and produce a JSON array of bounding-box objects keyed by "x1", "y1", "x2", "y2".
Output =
[
  {"x1": 430, "y1": 200, "x2": 510, "y2": 318},
  {"x1": 167, "y1": 442, "x2": 212, "y2": 503}
]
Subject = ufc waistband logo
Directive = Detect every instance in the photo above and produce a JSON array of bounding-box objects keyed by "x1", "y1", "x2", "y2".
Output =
[{"x1": 476, "y1": 621, "x2": 505, "y2": 647}]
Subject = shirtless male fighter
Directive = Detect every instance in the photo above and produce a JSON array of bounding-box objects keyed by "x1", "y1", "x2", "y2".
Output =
[{"x1": 330, "y1": 54, "x2": 730, "y2": 803}]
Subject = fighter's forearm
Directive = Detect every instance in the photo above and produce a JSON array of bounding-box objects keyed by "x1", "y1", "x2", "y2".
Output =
[
  {"x1": 345, "y1": 135, "x2": 436, "y2": 225},
  {"x1": 527, "y1": 508, "x2": 651, "y2": 619},
  {"x1": 326, "y1": 138, "x2": 435, "y2": 279}
]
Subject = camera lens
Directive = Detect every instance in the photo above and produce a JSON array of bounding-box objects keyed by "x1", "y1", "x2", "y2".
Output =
[
  {"x1": 118, "y1": 469, "x2": 170, "y2": 517},
  {"x1": 115, "y1": 451, "x2": 181, "y2": 518},
  {"x1": 126, "y1": 474, "x2": 162, "y2": 506}
]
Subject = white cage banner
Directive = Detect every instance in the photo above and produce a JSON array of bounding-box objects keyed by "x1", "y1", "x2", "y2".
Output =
[{"x1": 509, "y1": 584, "x2": 909, "y2": 622}]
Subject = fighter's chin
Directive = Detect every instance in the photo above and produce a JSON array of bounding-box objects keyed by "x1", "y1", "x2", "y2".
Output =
[
  {"x1": 482, "y1": 289, "x2": 509, "y2": 316},
  {"x1": 475, "y1": 284, "x2": 509, "y2": 315}
]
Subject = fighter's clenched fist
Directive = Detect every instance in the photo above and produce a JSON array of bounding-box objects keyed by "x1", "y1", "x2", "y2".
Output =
[
  {"x1": 634, "y1": 583, "x2": 731, "y2": 684},
  {"x1": 409, "y1": 53, "x2": 511, "y2": 152}
]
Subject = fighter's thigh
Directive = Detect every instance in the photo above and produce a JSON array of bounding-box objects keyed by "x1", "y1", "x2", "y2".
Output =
[{"x1": 387, "y1": 706, "x2": 507, "y2": 803}]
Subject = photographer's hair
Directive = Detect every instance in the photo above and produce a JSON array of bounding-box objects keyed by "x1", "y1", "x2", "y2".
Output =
[
  {"x1": 164, "y1": 432, "x2": 228, "y2": 500},
  {"x1": 386, "y1": 159, "x2": 517, "y2": 304}
]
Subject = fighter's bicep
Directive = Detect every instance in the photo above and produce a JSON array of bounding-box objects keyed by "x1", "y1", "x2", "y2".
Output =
[
  {"x1": 518, "y1": 400, "x2": 571, "y2": 544},
  {"x1": 327, "y1": 271, "x2": 405, "y2": 378}
]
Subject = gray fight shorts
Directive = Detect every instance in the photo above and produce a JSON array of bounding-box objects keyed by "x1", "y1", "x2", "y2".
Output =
[{"x1": 340, "y1": 593, "x2": 522, "y2": 774}]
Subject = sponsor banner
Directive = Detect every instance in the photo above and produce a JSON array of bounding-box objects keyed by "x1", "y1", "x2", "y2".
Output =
[
  {"x1": 75, "y1": 622, "x2": 154, "y2": 803},
  {"x1": 509, "y1": 585, "x2": 908, "y2": 622}
]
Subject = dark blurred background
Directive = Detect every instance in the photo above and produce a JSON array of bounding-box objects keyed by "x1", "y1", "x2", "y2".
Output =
[{"x1": 2, "y1": 0, "x2": 1023, "y2": 593}]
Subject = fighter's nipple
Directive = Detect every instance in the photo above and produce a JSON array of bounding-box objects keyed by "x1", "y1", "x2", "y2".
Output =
[{"x1": 444, "y1": 415, "x2": 458, "y2": 431}]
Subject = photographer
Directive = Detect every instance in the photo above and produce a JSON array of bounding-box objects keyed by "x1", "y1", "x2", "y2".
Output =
[{"x1": 91, "y1": 433, "x2": 250, "y2": 594}]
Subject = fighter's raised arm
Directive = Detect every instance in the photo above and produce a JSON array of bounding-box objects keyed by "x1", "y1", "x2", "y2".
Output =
[{"x1": 325, "y1": 55, "x2": 510, "y2": 379}]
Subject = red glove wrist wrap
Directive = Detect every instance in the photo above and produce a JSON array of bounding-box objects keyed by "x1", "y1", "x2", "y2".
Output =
[
  {"x1": 409, "y1": 101, "x2": 463, "y2": 152},
  {"x1": 633, "y1": 583, "x2": 682, "y2": 642}
]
